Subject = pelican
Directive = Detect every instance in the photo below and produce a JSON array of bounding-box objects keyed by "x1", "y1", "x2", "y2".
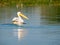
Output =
[{"x1": 12, "y1": 12, "x2": 29, "y2": 26}]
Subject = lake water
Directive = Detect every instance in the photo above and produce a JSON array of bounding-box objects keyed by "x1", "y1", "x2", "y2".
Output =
[{"x1": 0, "y1": 5, "x2": 60, "y2": 45}]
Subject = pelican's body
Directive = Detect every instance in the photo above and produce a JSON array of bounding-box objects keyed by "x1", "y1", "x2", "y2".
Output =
[{"x1": 12, "y1": 12, "x2": 28, "y2": 26}]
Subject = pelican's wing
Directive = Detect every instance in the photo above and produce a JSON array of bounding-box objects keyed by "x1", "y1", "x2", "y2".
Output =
[{"x1": 12, "y1": 17, "x2": 18, "y2": 22}]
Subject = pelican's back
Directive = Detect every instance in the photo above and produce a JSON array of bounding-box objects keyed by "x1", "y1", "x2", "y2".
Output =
[{"x1": 12, "y1": 17, "x2": 18, "y2": 22}]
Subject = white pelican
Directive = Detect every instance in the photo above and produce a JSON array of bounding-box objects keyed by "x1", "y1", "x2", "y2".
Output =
[{"x1": 12, "y1": 12, "x2": 29, "y2": 26}]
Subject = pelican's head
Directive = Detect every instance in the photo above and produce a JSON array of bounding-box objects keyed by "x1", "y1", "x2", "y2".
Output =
[
  {"x1": 17, "y1": 12, "x2": 21, "y2": 16},
  {"x1": 17, "y1": 12, "x2": 29, "y2": 20}
]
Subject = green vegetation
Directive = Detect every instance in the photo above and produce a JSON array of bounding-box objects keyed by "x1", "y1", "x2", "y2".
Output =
[{"x1": 0, "y1": 0, "x2": 60, "y2": 7}]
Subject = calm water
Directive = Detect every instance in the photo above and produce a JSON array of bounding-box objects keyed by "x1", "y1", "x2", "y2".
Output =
[{"x1": 0, "y1": 6, "x2": 60, "y2": 45}]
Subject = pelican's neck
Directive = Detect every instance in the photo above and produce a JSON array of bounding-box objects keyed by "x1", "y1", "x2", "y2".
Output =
[
  {"x1": 18, "y1": 16, "x2": 22, "y2": 19},
  {"x1": 18, "y1": 14, "x2": 21, "y2": 18},
  {"x1": 17, "y1": 14, "x2": 24, "y2": 22},
  {"x1": 18, "y1": 14, "x2": 23, "y2": 20}
]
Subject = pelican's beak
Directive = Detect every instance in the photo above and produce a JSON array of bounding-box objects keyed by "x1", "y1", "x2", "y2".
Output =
[{"x1": 20, "y1": 13, "x2": 29, "y2": 20}]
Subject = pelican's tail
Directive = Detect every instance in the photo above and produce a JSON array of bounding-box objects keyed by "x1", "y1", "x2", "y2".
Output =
[{"x1": 23, "y1": 22, "x2": 26, "y2": 24}]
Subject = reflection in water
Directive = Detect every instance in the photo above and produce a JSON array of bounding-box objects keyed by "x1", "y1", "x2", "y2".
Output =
[
  {"x1": 13, "y1": 28, "x2": 27, "y2": 40},
  {"x1": 0, "y1": 5, "x2": 60, "y2": 45},
  {"x1": 41, "y1": 6, "x2": 60, "y2": 24}
]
